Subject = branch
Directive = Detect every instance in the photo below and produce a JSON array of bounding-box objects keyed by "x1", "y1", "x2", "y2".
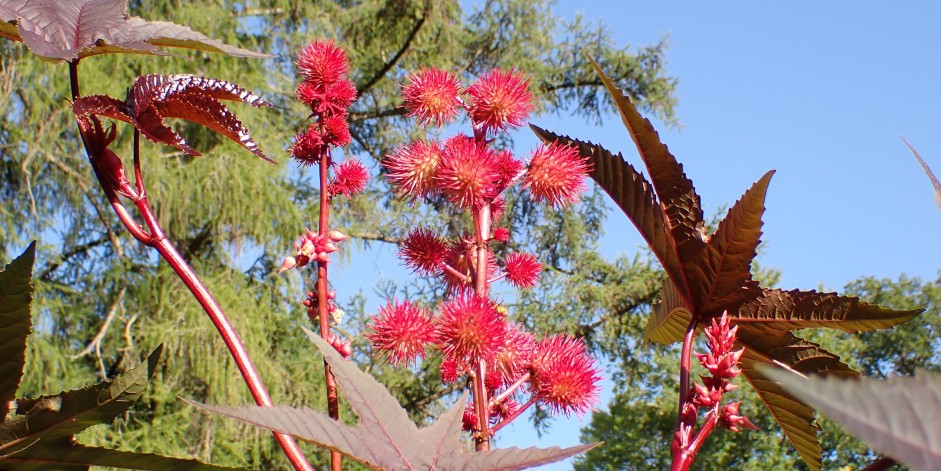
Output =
[
  {"x1": 39, "y1": 235, "x2": 111, "y2": 280},
  {"x1": 349, "y1": 231, "x2": 402, "y2": 244},
  {"x1": 70, "y1": 286, "x2": 126, "y2": 379},
  {"x1": 356, "y1": 14, "x2": 426, "y2": 96},
  {"x1": 348, "y1": 106, "x2": 407, "y2": 122}
]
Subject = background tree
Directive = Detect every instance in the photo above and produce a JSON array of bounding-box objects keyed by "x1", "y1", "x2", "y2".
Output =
[{"x1": 1, "y1": 0, "x2": 676, "y2": 468}]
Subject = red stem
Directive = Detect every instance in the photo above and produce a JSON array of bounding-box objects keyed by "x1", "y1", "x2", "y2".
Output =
[
  {"x1": 69, "y1": 61, "x2": 314, "y2": 471},
  {"x1": 861, "y1": 457, "x2": 897, "y2": 471},
  {"x1": 490, "y1": 396, "x2": 537, "y2": 434},
  {"x1": 671, "y1": 318, "x2": 699, "y2": 469},
  {"x1": 471, "y1": 181, "x2": 494, "y2": 452},
  {"x1": 671, "y1": 410, "x2": 718, "y2": 471},
  {"x1": 317, "y1": 146, "x2": 342, "y2": 471}
]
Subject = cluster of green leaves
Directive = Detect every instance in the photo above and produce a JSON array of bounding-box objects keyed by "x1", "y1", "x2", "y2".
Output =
[{"x1": 534, "y1": 54, "x2": 923, "y2": 470}]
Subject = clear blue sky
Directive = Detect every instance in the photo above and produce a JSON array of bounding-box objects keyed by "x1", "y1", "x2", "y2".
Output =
[{"x1": 335, "y1": 2, "x2": 941, "y2": 468}]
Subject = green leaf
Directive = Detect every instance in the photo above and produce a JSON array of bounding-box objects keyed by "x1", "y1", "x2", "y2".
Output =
[
  {"x1": 1, "y1": 439, "x2": 247, "y2": 470},
  {"x1": 901, "y1": 137, "x2": 941, "y2": 212},
  {"x1": 585, "y1": 51, "x2": 705, "y2": 265},
  {"x1": 0, "y1": 242, "x2": 35, "y2": 420},
  {"x1": 737, "y1": 324, "x2": 858, "y2": 471},
  {"x1": 0, "y1": 345, "x2": 163, "y2": 454},
  {"x1": 730, "y1": 289, "x2": 922, "y2": 332},
  {"x1": 644, "y1": 277, "x2": 691, "y2": 345},
  {"x1": 767, "y1": 368, "x2": 941, "y2": 471},
  {"x1": 685, "y1": 172, "x2": 773, "y2": 313},
  {"x1": 191, "y1": 328, "x2": 598, "y2": 470},
  {"x1": 530, "y1": 125, "x2": 690, "y2": 298},
  {"x1": 0, "y1": 0, "x2": 272, "y2": 62}
]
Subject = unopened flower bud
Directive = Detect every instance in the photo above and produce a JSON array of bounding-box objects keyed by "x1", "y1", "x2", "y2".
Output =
[
  {"x1": 323, "y1": 242, "x2": 340, "y2": 253},
  {"x1": 316, "y1": 252, "x2": 330, "y2": 263},
  {"x1": 327, "y1": 290, "x2": 336, "y2": 300},
  {"x1": 278, "y1": 256, "x2": 297, "y2": 273},
  {"x1": 328, "y1": 230, "x2": 348, "y2": 242}
]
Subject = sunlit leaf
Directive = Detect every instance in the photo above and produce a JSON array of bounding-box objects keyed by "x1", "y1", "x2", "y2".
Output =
[
  {"x1": 731, "y1": 289, "x2": 922, "y2": 332},
  {"x1": 191, "y1": 329, "x2": 598, "y2": 470},
  {"x1": 585, "y1": 51, "x2": 705, "y2": 264},
  {"x1": 767, "y1": 368, "x2": 941, "y2": 471},
  {"x1": 0, "y1": 242, "x2": 35, "y2": 420},
  {"x1": 900, "y1": 137, "x2": 941, "y2": 212},
  {"x1": 530, "y1": 125, "x2": 690, "y2": 298},
  {"x1": 645, "y1": 277, "x2": 691, "y2": 345},
  {"x1": 738, "y1": 324, "x2": 858, "y2": 471},
  {"x1": 0, "y1": 0, "x2": 272, "y2": 62},
  {"x1": 686, "y1": 172, "x2": 772, "y2": 314},
  {"x1": 73, "y1": 74, "x2": 273, "y2": 161}
]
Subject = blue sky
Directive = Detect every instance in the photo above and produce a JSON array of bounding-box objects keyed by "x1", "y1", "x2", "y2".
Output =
[{"x1": 330, "y1": 2, "x2": 941, "y2": 469}]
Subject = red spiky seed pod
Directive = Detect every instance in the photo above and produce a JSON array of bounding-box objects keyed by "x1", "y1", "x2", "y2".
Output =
[
  {"x1": 384, "y1": 139, "x2": 443, "y2": 200},
  {"x1": 290, "y1": 125, "x2": 325, "y2": 166},
  {"x1": 366, "y1": 299, "x2": 437, "y2": 366},
  {"x1": 492, "y1": 226, "x2": 510, "y2": 243},
  {"x1": 435, "y1": 134, "x2": 500, "y2": 209},
  {"x1": 503, "y1": 252, "x2": 542, "y2": 289},
  {"x1": 399, "y1": 228, "x2": 448, "y2": 276},
  {"x1": 401, "y1": 67, "x2": 462, "y2": 127},
  {"x1": 321, "y1": 115, "x2": 352, "y2": 147},
  {"x1": 529, "y1": 334, "x2": 601, "y2": 416},
  {"x1": 329, "y1": 159, "x2": 369, "y2": 198},
  {"x1": 435, "y1": 293, "x2": 508, "y2": 366},
  {"x1": 524, "y1": 143, "x2": 591, "y2": 208},
  {"x1": 466, "y1": 68, "x2": 534, "y2": 134},
  {"x1": 296, "y1": 39, "x2": 350, "y2": 84}
]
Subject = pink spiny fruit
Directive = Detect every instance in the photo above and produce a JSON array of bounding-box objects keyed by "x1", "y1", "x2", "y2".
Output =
[
  {"x1": 290, "y1": 125, "x2": 325, "y2": 166},
  {"x1": 503, "y1": 252, "x2": 542, "y2": 289},
  {"x1": 399, "y1": 228, "x2": 448, "y2": 276},
  {"x1": 524, "y1": 143, "x2": 591, "y2": 208},
  {"x1": 296, "y1": 39, "x2": 350, "y2": 84},
  {"x1": 329, "y1": 159, "x2": 369, "y2": 198},
  {"x1": 384, "y1": 139, "x2": 444, "y2": 200},
  {"x1": 493, "y1": 323, "x2": 536, "y2": 386},
  {"x1": 529, "y1": 334, "x2": 601, "y2": 416},
  {"x1": 321, "y1": 115, "x2": 352, "y2": 147},
  {"x1": 492, "y1": 226, "x2": 510, "y2": 243},
  {"x1": 466, "y1": 68, "x2": 534, "y2": 134},
  {"x1": 367, "y1": 299, "x2": 436, "y2": 366},
  {"x1": 436, "y1": 293, "x2": 508, "y2": 366},
  {"x1": 401, "y1": 67, "x2": 462, "y2": 127},
  {"x1": 435, "y1": 134, "x2": 500, "y2": 209}
]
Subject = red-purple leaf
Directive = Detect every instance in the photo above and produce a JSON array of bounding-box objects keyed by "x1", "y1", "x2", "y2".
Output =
[
  {"x1": 0, "y1": 242, "x2": 35, "y2": 420},
  {"x1": 767, "y1": 368, "x2": 941, "y2": 471},
  {"x1": 685, "y1": 171, "x2": 773, "y2": 314},
  {"x1": 2, "y1": 439, "x2": 242, "y2": 470},
  {"x1": 586, "y1": 52, "x2": 706, "y2": 266},
  {"x1": 0, "y1": 0, "x2": 272, "y2": 62},
  {"x1": 901, "y1": 137, "x2": 941, "y2": 212},
  {"x1": 190, "y1": 329, "x2": 598, "y2": 470},
  {"x1": 530, "y1": 125, "x2": 691, "y2": 299},
  {"x1": 737, "y1": 324, "x2": 858, "y2": 471},
  {"x1": 73, "y1": 74, "x2": 273, "y2": 161},
  {"x1": 730, "y1": 288, "x2": 922, "y2": 332}
]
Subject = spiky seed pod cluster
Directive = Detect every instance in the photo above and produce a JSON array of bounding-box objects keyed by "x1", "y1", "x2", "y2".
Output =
[
  {"x1": 291, "y1": 39, "x2": 368, "y2": 197},
  {"x1": 368, "y1": 67, "x2": 601, "y2": 435}
]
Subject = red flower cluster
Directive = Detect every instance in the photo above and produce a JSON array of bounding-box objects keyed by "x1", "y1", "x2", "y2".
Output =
[
  {"x1": 291, "y1": 39, "x2": 368, "y2": 198},
  {"x1": 279, "y1": 228, "x2": 347, "y2": 272}
]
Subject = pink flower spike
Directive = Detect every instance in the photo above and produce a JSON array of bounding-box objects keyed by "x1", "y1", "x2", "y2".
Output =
[
  {"x1": 296, "y1": 39, "x2": 350, "y2": 84},
  {"x1": 366, "y1": 299, "x2": 436, "y2": 366},
  {"x1": 503, "y1": 252, "x2": 542, "y2": 289},
  {"x1": 329, "y1": 159, "x2": 370, "y2": 198},
  {"x1": 529, "y1": 334, "x2": 601, "y2": 417},
  {"x1": 466, "y1": 68, "x2": 534, "y2": 134},
  {"x1": 384, "y1": 139, "x2": 444, "y2": 201},
  {"x1": 435, "y1": 293, "x2": 508, "y2": 366},
  {"x1": 399, "y1": 228, "x2": 449, "y2": 276},
  {"x1": 401, "y1": 67, "x2": 462, "y2": 127},
  {"x1": 435, "y1": 134, "x2": 500, "y2": 209},
  {"x1": 524, "y1": 143, "x2": 591, "y2": 208}
]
